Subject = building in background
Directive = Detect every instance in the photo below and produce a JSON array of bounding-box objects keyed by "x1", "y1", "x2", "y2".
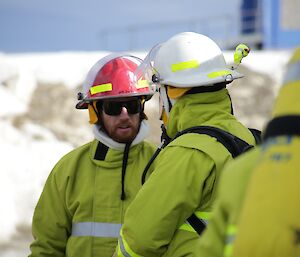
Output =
[
  {"x1": 0, "y1": 0, "x2": 299, "y2": 52},
  {"x1": 262, "y1": 0, "x2": 300, "y2": 49},
  {"x1": 239, "y1": 0, "x2": 300, "y2": 49},
  {"x1": 98, "y1": 0, "x2": 300, "y2": 51},
  {"x1": 240, "y1": 0, "x2": 263, "y2": 49}
]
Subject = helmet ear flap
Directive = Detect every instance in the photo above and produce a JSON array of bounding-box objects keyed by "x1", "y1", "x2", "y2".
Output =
[
  {"x1": 139, "y1": 98, "x2": 148, "y2": 120},
  {"x1": 88, "y1": 103, "x2": 100, "y2": 124}
]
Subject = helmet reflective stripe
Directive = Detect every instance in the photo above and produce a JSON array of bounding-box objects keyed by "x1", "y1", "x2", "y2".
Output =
[
  {"x1": 171, "y1": 60, "x2": 200, "y2": 72},
  {"x1": 72, "y1": 222, "x2": 121, "y2": 237},
  {"x1": 90, "y1": 83, "x2": 113, "y2": 95},
  {"x1": 224, "y1": 224, "x2": 237, "y2": 257},
  {"x1": 207, "y1": 70, "x2": 232, "y2": 79},
  {"x1": 136, "y1": 79, "x2": 149, "y2": 89}
]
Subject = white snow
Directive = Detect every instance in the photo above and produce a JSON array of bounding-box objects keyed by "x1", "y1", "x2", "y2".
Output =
[{"x1": 239, "y1": 50, "x2": 291, "y2": 90}]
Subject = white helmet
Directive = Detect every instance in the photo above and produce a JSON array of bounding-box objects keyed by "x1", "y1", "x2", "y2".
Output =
[{"x1": 140, "y1": 32, "x2": 243, "y2": 88}]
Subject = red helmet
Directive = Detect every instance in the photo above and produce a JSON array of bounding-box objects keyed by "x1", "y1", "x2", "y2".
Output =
[{"x1": 76, "y1": 53, "x2": 154, "y2": 109}]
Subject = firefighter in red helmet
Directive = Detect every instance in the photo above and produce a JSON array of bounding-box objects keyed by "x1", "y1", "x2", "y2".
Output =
[{"x1": 29, "y1": 53, "x2": 157, "y2": 257}]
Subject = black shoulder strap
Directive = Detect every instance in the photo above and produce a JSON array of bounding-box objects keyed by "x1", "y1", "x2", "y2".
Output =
[
  {"x1": 173, "y1": 126, "x2": 253, "y2": 158},
  {"x1": 141, "y1": 125, "x2": 259, "y2": 185},
  {"x1": 141, "y1": 126, "x2": 260, "y2": 235},
  {"x1": 187, "y1": 213, "x2": 206, "y2": 235},
  {"x1": 249, "y1": 128, "x2": 262, "y2": 145},
  {"x1": 94, "y1": 142, "x2": 109, "y2": 160},
  {"x1": 175, "y1": 125, "x2": 257, "y2": 235}
]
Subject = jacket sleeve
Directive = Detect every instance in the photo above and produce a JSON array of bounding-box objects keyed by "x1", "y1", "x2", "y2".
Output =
[
  {"x1": 193, "y1": 184, "x2": 229, "y2": 257},
  {"x1": 193, "y1": 147, "x2": 260, "y2": 257},
  {"x1": 117, "y1": 145, "x2": 216, "y2": 257},
  {"x1": 29, "y1": 162, "x2": 72, "y2": 257}
]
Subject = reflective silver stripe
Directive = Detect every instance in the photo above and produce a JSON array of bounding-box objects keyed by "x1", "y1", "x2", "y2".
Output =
[
  {"x1": 283, "y1": 61, "x2": 300, "y2": 85},
  {"x1": 226, "y1": 234, "x2": 235, "y2": 244},
  {"x1": 119, "y1": 236, "x2": 132, "y2": 257},
  {"x1": 72, "y1": 222, "x2": 122, "y2": 237}
]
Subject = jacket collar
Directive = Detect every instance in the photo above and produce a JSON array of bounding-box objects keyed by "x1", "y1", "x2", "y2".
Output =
[
  {"x1": 92, "y1": 120, "x2": 150, "y2": 150},
  {"x1": 166, "y1": 88, "x2": 233, "y2": 138}
]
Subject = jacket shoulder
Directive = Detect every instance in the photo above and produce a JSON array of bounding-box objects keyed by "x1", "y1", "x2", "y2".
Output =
[
  {"x1": 59, "y1": 141, "x2": 92, "y2": 160},
  {"x1": 221, "y1": 146, "x2": 261, "y2": 184},
  {"x1": 51, "y1": 141, "x2": 93, "y2": 174},
  {"x1": 168, "y1": 132, "x2": 231, "y2": 158},
  {"x1": 140, "y1": 140, "x2": 157, "y2": 151}
]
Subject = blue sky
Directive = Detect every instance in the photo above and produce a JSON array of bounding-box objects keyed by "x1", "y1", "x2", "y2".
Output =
[{"x1": 0, "y1": 0, "x2": 240, "y2": 52}]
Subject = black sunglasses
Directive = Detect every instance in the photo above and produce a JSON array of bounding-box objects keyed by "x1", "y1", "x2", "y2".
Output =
[{"x1": 97, "y1": 99, "x2": 142, "y2": 116}]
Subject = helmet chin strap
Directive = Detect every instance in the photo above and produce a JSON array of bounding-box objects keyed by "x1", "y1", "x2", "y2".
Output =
[{"x1": 159, "y1": 86, "x2": 176, "y2": 125}]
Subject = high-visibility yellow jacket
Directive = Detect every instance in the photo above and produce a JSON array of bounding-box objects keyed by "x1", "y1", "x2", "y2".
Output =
[
  {"x1": 195, "y1": 137, "x2": 300, "y2": 257},
  {"x1": 194, "y1": 47, "x2": 300, "y2": 257},
  {"x1": 29, "y1": 138, "x2": 156, "y2": 257},
  {"x1": 233, "y1": 136, "x2": 300, "y2": 257},
  {"x1": 193, "y1": 147, "x2": 261, "y2": 257},
  {"x1": 117, "y1": 88, "x2": 256, "y2": 257},
  {"x1": 232, "y1": 46, "x2": 300, "y2": 257}
]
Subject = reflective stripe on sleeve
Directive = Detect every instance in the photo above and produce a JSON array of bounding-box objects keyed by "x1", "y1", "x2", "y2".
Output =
[
  {"x1": 179, "y1": 222, "x2": 196, "y2": 232},
  {"x1": 118, "y1": 239, "x2": 131, "y2": 257},
  {"x1": 223, "y1": 224, "x2": 237, "y2": 257},
  {"x1": 72, "y1": 222, "x2": 122, "y2": 237},
  {"x1": 117, "y1": 229, "x2": 144, "y2": 257},
  {"x1": 195, "y1": 211, "x2": 211, "y2": 223},
  {"x1": 179, "y1": 211, "x2": 211, "y2": 233}
]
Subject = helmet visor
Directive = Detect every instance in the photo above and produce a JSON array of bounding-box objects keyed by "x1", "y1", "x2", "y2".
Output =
[{"x1": 134, "y1": 43, "x2": 162, "y2": 91}]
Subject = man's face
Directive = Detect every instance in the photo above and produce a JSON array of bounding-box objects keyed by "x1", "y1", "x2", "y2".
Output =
[{"x1": 100, "y1": 97, "x2": 142, "y2": 143}]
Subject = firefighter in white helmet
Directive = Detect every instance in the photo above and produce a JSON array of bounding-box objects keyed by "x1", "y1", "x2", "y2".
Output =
[
  {"x1": 116, "y1": 32, "x2": 259, "y2": 257},
  {"x1": 29, "y1": 53, "x2": 157, "y2": 257}
]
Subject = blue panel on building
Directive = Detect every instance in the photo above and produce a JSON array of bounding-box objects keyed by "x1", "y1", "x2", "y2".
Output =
[{"x1": 262, "y1": 0, "x2": 300, "y2": 49}]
